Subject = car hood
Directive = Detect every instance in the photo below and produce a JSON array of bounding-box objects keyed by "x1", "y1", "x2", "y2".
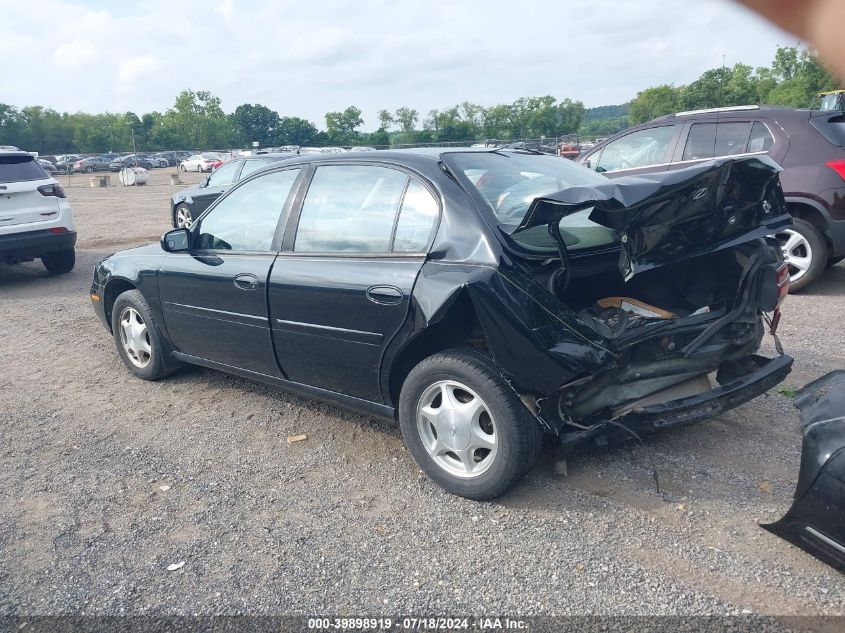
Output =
[
  {"x1": 108, "y1": 243, "x2": 166, "y2": 259},
  {"x1": 517, "y1": 156, "x2": 792, "y2": 279}
]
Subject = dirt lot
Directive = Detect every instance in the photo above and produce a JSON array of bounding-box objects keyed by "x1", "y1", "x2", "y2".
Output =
[{"x1": 1, "y1": 169, "x2": 844, "y2": 618}]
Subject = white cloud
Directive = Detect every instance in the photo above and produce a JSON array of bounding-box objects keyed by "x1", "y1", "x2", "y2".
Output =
[
  {"x1": 1, "y1": 0, "x2": 794, "y2": 128},
  {"x1": 52, "y1": 39, "x2": 99, "y2": 70},
  {"x1": 117, "y1": 55, "x2": 162, "y2": 84}
]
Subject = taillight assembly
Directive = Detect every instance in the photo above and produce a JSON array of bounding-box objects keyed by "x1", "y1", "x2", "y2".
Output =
[
  {"x1": 37, "y1": 183, "x2": 66, "y2": 198},
  {"x1": 825, "y1": 159, "x2": 845, "y2": 181}
]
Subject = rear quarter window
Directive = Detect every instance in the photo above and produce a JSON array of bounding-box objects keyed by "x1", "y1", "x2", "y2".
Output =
[
  {"x1": 811, "y1": 115, "x2": 845, "y2": 147},
  {"x1": 0, "y1": 155, "x2": 47, "y2": 183}
]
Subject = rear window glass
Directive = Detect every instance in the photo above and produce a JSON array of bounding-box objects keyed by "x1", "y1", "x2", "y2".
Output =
[
  {"x1": 0, "y1": 155, "x2": 47, "y2": 183},
  {"x1": 811, "y1": 115, "x2": 845, "y2": 147},
  {"x1": 443, "y1": 151, "x2": 616, "y2": 253}
]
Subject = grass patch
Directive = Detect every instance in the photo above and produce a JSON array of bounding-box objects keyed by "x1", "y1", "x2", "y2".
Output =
[{"x1": 777, "y1": 384, "x2": 799, "y2": 399}]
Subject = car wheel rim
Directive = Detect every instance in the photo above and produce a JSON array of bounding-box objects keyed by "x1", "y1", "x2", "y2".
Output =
[
  {"x1": 777, "y1": 229, "x2": 813, "y2": 284},
  {"x1": 416, "y1": 380, "x2": 497, "y2": 479},
  {"x1": 119, "y1": 307, "x2": 152, "y2": 368},
  {"x1": 176, "y1": 208, "x2": 193, "y2": 228}
]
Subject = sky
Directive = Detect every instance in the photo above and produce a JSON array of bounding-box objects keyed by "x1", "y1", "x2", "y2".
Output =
[{"x1": 1, "y1": 0, "x2": 796, "y2": 130}]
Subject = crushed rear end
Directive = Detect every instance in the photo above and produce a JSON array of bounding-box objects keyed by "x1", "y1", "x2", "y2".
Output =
[{"x1": 449, "y1": 153, "x2": 795, "y2": 450}]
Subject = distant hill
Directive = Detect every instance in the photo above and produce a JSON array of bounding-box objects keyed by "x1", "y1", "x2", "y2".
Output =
[
  {"x1": 579, "y1": 103, "x2": 631, "y2": 139},
  {"x1": 583, "y1": 104, "x2": 630, "y2": 121}
]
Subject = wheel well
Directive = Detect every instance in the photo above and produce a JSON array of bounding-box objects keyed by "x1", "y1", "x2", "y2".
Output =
[
  {"x1": 388, "y1": 292, "x2": 488, "y2": 407},
  {"x1": 104, "y1": 279, "x2": 137, "y2": 329},
  {"x1": 787, "y1": 201, "x2": 833, "y2": 254}
]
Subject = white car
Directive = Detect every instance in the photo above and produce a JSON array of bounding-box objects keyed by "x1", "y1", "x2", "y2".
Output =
[
  {"x1": 178, "y1": 153, "x2": 220, "y2": 173},
  {"x1": 0, "y1": 152, "x2": 76, "y2": 273}
]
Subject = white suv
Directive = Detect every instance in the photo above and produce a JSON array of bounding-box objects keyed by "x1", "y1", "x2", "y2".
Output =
[{"x1": 0, "y1": 152, "x2": 77, "y2": 274}]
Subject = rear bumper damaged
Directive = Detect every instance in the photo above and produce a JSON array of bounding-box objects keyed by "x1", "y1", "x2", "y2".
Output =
[{"x1": 557, "y1": 353, "x2": 793, "y2": 455}]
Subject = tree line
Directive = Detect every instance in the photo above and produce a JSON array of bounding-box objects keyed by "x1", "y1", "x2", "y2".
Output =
[{"x1": 0, "y1": 46, "x2": 838, "y2": 155}]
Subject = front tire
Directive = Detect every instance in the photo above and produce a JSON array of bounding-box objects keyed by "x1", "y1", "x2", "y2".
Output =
[
  {"x1": 41, "y1": 249, "x2": 75, "y2": 274},
  {"x1": 111, "y1": 290, "x2": 179, "y2": 380},
  {"x1": 174, "y1": 203, "x2": 193, "y2": 228},
  {"x1": 399, "y1": 349, "x2": 543, "y2": 500},
  {"x1": 85, "y1": 166, "x2": 94, "y2": 173},
  {"x1": 777, "y1": 218, "x2": 827, "y2": 292}
]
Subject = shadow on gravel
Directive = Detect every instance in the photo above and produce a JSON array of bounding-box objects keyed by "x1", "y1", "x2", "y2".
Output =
[{"x1": 793, "y1": 262, "x2": 845, "y2": 297}]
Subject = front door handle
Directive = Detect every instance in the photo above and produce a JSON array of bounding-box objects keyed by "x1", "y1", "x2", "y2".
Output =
[
  {"x1": 233, "y1": 272, "x2": 260, "y2": 290},
  {"x1": 366, "y1": 285, "x2": 403, "y2": 305}
]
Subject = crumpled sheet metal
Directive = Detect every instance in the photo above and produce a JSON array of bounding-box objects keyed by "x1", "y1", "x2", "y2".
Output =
[
  {"x1": 519, "y1": 155, "x2": 792, "y2": 279},
  {"x1": 762, "y1": 370, "x2": 845, "y2": 574}
]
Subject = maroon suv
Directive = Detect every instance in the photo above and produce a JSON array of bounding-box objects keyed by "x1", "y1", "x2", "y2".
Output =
[{"x1": 579, "y1": 105, "x2": 845, "y2": 291}]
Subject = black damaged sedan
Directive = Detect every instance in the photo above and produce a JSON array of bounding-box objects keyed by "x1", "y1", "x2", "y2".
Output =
[{"x1": 91, "y1": 149, "x2": 793, "y2": 499}]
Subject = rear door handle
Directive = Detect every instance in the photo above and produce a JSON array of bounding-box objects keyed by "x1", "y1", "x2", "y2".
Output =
[
  {"x1": 233, "y1": 272, "x2": 260, "y2": 290},
  {"x1": 366, "y1": 285, "x2": 403, "y2": 305}
]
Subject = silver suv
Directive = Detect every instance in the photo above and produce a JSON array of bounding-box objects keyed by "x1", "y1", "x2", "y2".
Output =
[{"x1": 0, "y1": 152, "x2": 77, "y2": 274}]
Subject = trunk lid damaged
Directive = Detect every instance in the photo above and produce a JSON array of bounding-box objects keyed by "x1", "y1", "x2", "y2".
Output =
[
  {"x1": 519, "y1": 155, "x2": 791, "y2": 280},
  {"x1": 497, "y1": 156, "x2": 793, "y2": 445}
]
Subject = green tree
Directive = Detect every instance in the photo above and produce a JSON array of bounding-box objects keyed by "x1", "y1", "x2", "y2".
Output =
[
  {"x1": 325, "y1": 106, "x2": 363, "y2": 145},
  {"x1": 276, "y1": 116, "x2": 319, "y2": 146},
  {"x1": 232, "y1": 103, "x2": 280, "y2": 147},
  {"x1": 629, "y1": 85, "x2": 682, "y2": 124},
  {"x1": 377, "y1": 109, "x2": 394, "y2": 131}
]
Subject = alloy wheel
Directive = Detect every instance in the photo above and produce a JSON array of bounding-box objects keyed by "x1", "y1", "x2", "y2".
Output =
[
  {"x1": 119, "y1": 307, "x2": 152, "y2": 368},
  {"x1": 176, "y1": 207, "x2": 193, "y2": 228},
  {"x1": 416, "y1": 380, "x2": 498, "y2": 478},
  {"x1": 777, "y1": 229, "x2": 813, "y2": 285}
]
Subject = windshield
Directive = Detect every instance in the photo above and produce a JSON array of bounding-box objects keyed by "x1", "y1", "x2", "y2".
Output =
[{"x1": 443, "y1": 151, "x2": 617, "y2": 253}]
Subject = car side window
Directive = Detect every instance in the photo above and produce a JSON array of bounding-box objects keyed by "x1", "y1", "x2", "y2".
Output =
[
  {"x1": 294, "y1": 165, "x2": 408, "y2": 253},
  {"x1": 393, "y1": 180, "x2": 439, "y2": 252},
  {"x1": 595, "y1": 126, "x2": 676, "y2": 172},
  {"x1": 196, "y1": 169, "x2": 300, "y2": 252},
  {"x1": 682, "y1": 122, "x2": 752, "y2": 161},
  {"x1": 748, "y1": 121, "x2": 775, "y2": 152},
  {"x1": 238, "y1": 159, "x2": 269, "y2": 180},
  {"x1": 207, "y1": 160, "x2": 242, "y2": 186}
]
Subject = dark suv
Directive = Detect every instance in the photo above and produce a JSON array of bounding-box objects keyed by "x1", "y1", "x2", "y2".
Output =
[{"x1": 579, "y1": 106, "x2": 845, "y2": 291}]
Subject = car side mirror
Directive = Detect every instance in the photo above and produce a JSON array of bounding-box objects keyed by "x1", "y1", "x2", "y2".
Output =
[
  {"x1": 584, "y1": 159, "x2": 591, "y2": 169},
  {"x1": 161, "y1": 228, "x2": 190, "y2": 252}
]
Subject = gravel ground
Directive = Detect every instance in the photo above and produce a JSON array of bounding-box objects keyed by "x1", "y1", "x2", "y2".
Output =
[{"x1": 1, "y1": 169, "x2": 844, "y2": 619}]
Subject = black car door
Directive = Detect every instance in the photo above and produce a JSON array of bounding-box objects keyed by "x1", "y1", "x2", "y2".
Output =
[
  {"x1": 157, "y1": 166, "x2": 305, "y2": 376},
  {"x1": 190, "y1": 160, "x2": 243, "y2": 216},
  {"x1": 268, "y1": 163, "x2": 440, "y2": 402}
]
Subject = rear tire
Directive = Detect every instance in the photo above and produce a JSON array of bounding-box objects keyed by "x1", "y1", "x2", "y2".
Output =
[
  {"x1": 398, "y1": 349, "x2": 544, "y2": 500},
  {"x1": 41, "y1": 249, "x2": 75, "y2": 274},
  {"x1": 85, "y1": 166, "x2": 94, "y2": 173},
  {"x1": 111, "y1": 290, "x2": 179, "y2": 380},
  {"x1": 180, "y1": 164, "x2": 187, "y2": 172},
  {"x1": 778, "y1": 218, "x2": 827, "y2": 292}
]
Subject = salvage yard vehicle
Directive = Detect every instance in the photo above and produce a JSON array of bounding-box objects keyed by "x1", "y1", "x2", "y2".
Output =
[
  {"x1": 170, "y1": 153, "x2": 298, "y2": 228},
  {"x1": 579, "y1": 105, "x2": 845, "y2": 291},
  {"x1": 0, "y1": 151, "x2": 76, "y2": 273},
  {"x1": 90, "y1": 149, "x2": 793, "y2": 500},
  {"x1": 179, "y1": 153, "x2": 221, "y2": 173}
]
